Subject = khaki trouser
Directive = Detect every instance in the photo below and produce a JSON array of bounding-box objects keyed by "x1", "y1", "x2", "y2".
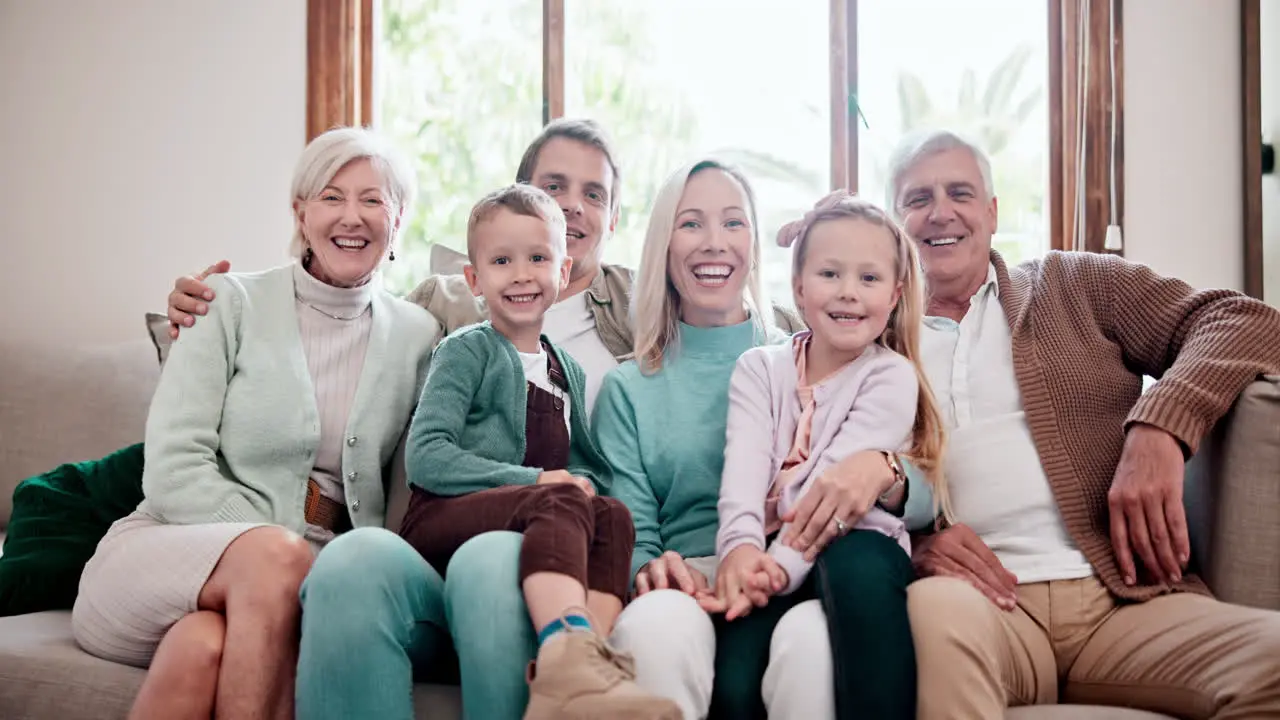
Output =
[{"x1": 909, "y1": 575, "x2": 1280, "y2": 719}]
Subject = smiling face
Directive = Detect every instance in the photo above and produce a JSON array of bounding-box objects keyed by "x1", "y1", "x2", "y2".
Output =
[
  {"x1": 464, "y1": 207, "x2": 571, "y2": 342},
  {"x1": 894, "y1": 146, "x2": 997, "y2": 288},
  {"x1": 294, "y1": 158, "x2": 399, "y2": 288},
  {"x1": 794, "y1": 216, "x2": 902, "y2": 362},
  {"x1": 527, "y1": 136, "x2": 617, "y2": 285},
  {"x1": 666, "y1": 168, "x2": 754, "y2": 328}
]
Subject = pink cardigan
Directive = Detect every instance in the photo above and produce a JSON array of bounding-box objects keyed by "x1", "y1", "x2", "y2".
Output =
[{"x1": 716, "y1": 337, "x2": 918, "y2": 594}]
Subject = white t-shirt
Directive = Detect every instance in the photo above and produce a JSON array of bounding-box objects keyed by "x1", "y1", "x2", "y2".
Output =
[
  {"x1": 542, "y1": 291, "x2": 619, "y2": 414},
  {"x1": 519, "y1": 348, "x2": 571, "y2": 431},
  {"x1": 920, "y1": 265, "x2": 1094, "y2": 585}
]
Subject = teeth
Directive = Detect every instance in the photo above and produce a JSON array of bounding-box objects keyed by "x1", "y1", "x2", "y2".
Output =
[
  {"x1": 506, "y1": 294, "x2": 539, "y2": 304},
  {"x1": 926, "y1": 237, "x2": 960, "y2": 247},
  {"x1": 333, "y1": 237, "x2": 368, "y2": 249},
  {"x1": 693, "y1": 264, "x2": 732, "y2": 277},
  {"x1": 567, "y1": 230, "x2": 585, "y2": 239}
]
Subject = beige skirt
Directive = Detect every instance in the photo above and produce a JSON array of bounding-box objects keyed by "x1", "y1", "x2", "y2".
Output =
[{"x1": 71, "y1": 510, "x2": 267, "y2": 667}]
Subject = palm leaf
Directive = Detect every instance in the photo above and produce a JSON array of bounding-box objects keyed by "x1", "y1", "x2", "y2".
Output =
[
  {"x1": 896, "y1": 72, "x2": 933, "y2": 131},
  {"x1": 982, "y1": 44, "x2": 1032, "y2": 116}
]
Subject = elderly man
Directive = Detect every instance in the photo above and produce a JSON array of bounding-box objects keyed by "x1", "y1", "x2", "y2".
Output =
[{"x1": 887, "y1": 130, "x2": 1280, "y2": 719}]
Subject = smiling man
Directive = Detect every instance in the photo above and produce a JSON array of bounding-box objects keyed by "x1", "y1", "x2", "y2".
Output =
[{"x1": 887, "y1": 130, "x2": 1280, "y2": 719}]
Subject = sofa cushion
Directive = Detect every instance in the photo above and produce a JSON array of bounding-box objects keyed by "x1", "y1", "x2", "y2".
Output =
[
  {"x1": 0, "y1": 610, "x2": 144, "y2": 720},
  {"x1": 0, "y1": 444, "x2": 145, "y2": 616},
  {"x1": 0, "y1": 339, "x2": 157, "y2": 531},
  {"x1": 1007, "y1": 707, "x2": 1172, "y2": 719},
  {"x1": 1184, "y1": 375, "x2": 1280, "y2": 610},
  {"x1": 0, "y1": 610, "x2": 464, "y2": 720}
]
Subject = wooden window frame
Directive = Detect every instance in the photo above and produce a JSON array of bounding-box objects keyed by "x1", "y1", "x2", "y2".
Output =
[
  {"x1": 307, "y1": 0, "x2": 1122, "y2": 254},
  {"x1": 1241, "y1": 0, "x2": 1263, "y2": 300},
  {"x1": 306, "y1": 0, "x2": 374, "y2": 140}
]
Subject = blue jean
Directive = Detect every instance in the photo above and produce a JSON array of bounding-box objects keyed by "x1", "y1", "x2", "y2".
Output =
[{"x1": 297, "y1": 528, "x2": 535, "y2": 720}]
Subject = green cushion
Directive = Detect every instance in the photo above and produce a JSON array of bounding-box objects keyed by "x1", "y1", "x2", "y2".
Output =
[{"x1": 0, "y1": 444, "x2": 145, "y2": 616}]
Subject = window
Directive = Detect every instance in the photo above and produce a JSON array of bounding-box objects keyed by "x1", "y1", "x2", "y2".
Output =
[
  {"x1": 377, "y1": 0, "x2": 544, "y2": 292},
  {"x1": 308, "y1": 0, "x2": 1122, "y2": 298},
  {"x1": 856, "y1": 1, "x2": 1049, "y2": 269},
  {"x1": 564, "y1": 1, "x2": 830, "y2": 305}
]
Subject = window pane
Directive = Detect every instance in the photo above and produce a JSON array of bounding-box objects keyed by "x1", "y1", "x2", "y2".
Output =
[
  {"x1": 565, "y1": 1, "x2": 831, "y2": 308},
  {"x1": 377, "y1": 0, "x2": 543, "y2": 294},
  {"x1": 857, "y1": 0, "x2": 1049, "y2": 265}
]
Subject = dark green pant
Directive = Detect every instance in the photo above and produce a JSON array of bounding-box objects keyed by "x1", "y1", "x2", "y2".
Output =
[{"x1": 708, "y1": 530, "x2": 917, "y2": 720}]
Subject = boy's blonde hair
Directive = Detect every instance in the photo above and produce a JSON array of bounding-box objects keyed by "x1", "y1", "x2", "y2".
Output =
[
  {"x1": 465, "y1": 184, "x2": 567, "y2": 262},
  {"x1": 790, "y1": 196, "x2": 953, "y2": 525},
  {"x1": 631, "y1": 159, "x2": 774, "y2": 374}
]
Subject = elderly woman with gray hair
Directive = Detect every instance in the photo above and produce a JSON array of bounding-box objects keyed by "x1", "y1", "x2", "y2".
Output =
[{"x1": 70, "y1": 127, "x2": 441, "y2": 720}]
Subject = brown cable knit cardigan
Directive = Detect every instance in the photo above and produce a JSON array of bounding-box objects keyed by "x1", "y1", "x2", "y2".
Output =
[{"x1": 992, "y1": 249, "x2": 1280, "y2": 602}]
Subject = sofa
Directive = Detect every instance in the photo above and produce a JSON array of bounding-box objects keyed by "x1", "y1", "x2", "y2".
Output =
[{"x1": 0, "y1": 331, "x2": 1277, "y2": 720}]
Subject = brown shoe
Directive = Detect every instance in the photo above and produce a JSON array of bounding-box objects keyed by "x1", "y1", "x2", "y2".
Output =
[{"x1": 523, "y1": 630, "x2": 683, "y2": 720}]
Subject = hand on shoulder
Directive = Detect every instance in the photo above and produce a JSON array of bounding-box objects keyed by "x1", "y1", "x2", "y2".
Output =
[{"x1": 167, "y1": 260, "x2": 231, "y2": 338}]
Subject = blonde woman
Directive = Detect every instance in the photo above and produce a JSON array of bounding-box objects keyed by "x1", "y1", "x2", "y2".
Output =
[
  {"x1": 71, "y1": 127, "x2": 440, "y2": 719},
  {"x1": 595, "y1": 160, "x2": 935, "y2": 720}
]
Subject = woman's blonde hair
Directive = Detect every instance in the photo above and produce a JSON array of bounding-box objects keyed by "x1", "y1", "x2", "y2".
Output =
[
  {"x1": 631, "y1": 159, "x2": 773, "y2": 374},
  {"x1": 790, "y1": 197, "x2": 953, "y2": 524},
  {"x1": 289, "y1": 126, "x2": 416, "y2": 259}
]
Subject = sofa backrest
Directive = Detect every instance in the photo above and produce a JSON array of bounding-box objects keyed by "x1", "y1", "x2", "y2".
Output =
[
  {"x1": 1184, "y1": 374, "x2": 1280, "y2": 609},
  {"x1": 0, "y1": 338, "x2": 160, "y2": 530}
]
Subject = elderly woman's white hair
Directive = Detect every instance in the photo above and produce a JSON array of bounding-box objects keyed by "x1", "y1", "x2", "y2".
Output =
[
  {"x1": 289, "y1": 127, "x2": 417, "y2": 259},
  {"x1": 630, "y1": 158, "x2": 773, "y2": 374},
  {"x1": 885, "y1": 129, "x2": 995, "y2": 218}
]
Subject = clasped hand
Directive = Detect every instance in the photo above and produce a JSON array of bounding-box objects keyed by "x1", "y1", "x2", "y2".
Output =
[{"x1": 695, "y1": 545, "x2": 788, "y2": 621}]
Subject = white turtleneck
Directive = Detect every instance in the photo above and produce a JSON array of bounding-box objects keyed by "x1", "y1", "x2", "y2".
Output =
[{"x1": 292, "y1": 263, "x2": 374, "y2": 538}]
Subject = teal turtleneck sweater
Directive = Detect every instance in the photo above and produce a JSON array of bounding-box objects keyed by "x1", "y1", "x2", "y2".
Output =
[{"x1": 593, "y1": 320, "x2": 768, "y2": 582}]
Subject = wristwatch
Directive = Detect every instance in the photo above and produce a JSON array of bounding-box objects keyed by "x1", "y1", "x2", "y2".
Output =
[{"x1": 877, "y1": 451, "x2": 908, "y2": 515}]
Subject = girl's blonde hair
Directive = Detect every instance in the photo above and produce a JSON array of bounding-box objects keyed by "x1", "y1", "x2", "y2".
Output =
[
  {"x1": 631, "y1": 159, "x2": 774, "y2": 374},
  {"x1": 790, "y1": 197, "x2": 953, "y2": 524}
]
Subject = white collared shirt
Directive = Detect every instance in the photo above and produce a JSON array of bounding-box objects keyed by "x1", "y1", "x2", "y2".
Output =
[{"x1": 921, "y1": 265, "x2": 1094, "y2": 584}]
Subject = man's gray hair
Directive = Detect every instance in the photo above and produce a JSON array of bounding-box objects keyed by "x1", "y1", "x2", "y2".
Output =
[
  {"x1": 885, "y1": 130, "x2": 995, "y2": 218},
  {"x1": 289, "y1": 127, "x2": 417, "y2": 258}
]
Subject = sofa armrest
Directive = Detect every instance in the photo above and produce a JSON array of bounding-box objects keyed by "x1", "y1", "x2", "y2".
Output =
[{"x1": 1184, "y1": 375, "x2": 1280, "y2": 610}]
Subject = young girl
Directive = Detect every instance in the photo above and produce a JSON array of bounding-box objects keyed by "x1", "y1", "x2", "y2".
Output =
[{"x1": 706, "y1": 193, "x2": 950, "y2": 629}]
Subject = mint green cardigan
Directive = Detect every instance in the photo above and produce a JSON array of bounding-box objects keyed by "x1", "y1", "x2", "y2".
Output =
[
  {"x1": 138, "y1": 264, "x2": 442, "y2": 531},
  {"x1": 405, "y1": 323, "x2": 610, "y2": 496}
]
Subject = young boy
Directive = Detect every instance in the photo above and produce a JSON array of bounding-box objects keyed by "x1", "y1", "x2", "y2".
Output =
[{"x1": 399, "y1": 184, "x2": 679, "y2": 720}]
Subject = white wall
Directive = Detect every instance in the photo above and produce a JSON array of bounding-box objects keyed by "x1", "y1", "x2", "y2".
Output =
[
  {"x1": 1262, "y1": 0, "x2": 1280, "y2": 306},
  {"x1": 1124, "y1": 0, "x2": 1245, "y2": 292},
  {"x1": 0, "y1": 0, "x2": 306, "y2": 346}
]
